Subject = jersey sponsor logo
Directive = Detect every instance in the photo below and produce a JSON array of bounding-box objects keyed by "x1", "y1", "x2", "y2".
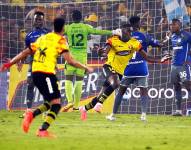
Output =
[{"x1": 116, "y1": 50, "x2": 132, "y2": 56}]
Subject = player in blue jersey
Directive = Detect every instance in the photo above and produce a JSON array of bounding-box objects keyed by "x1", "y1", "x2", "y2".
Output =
[
  {"x1": 167, "y1": 18, "x2": 191, "y2": 116},
  {"x1": 19, "y1": 11, "x2": 50, "y2": 117},
  {"x1": 106, "y1": 16, "x2": 163, "y2": 121}
]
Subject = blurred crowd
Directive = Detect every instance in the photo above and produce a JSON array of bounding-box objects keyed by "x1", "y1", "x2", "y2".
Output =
[{"x1": 0, "y1": 0, "x2": 191, "y2": 61}]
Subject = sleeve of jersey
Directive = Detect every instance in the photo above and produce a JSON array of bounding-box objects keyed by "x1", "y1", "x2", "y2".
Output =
[
  {"x1": 135, "y1": 41, "x2": 142, "y2": 52},
  {"x1": 58, "y1": 38, "x2": 69, "y2": 54},
  {"x1": 87, "y1": 24, "x2": 112, "y2": 35},
  {"x1": 106, "y1": 37, "x2": 113, "y2": 46},
  {"x1": 30, "y1": 41, "x2": 39, "y2": 52},
  {"x1": 146, "y1": 34, "x2": 160, "y2": 47}
]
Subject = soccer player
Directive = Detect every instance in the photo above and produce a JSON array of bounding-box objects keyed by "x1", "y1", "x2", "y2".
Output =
[
  {"x1": 79, "y1": 23, "x2": 170, "y2": 120},
  {"x1": 62, "y1": 10, "x2": 120, "y2": 111},
  {"x1": 165, "y1": 18, "x2": 191, "y2": 116},
  {"x1": 106, "y1": 16, "x2": 163, "y2": 121},
  {"x1": 0, "y1": 17, "x2": 93, "y2": 137},
  {"x1": 19, "y1": 11, "x2": 50, "y2": 117}
]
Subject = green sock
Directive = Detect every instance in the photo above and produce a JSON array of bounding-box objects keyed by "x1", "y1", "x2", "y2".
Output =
[
  {"x1": 65, "y1": 80, "x2": 73, "y2": 103},
  {"x1": 74, "y1": 80, "x2": 83, "y2": 108}
]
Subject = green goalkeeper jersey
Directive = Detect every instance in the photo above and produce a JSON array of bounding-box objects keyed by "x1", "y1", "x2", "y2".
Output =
[{"x1": 64, "y1": 23, "x2": 112, "y2": 63}]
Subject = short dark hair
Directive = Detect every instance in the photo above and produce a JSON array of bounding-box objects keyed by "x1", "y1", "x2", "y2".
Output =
[
  {"x1": 54, "y1": 17, "x2": 65, "y2": 32},
  {"x1": 129, "y1": 16, "x2": 140, "y2": 26},
  {"x1": 72, "y1": 10, "x2": 82, "y2": 21},
  {"x1": 34, "y1": 11, "x2": 44, "y2": 18}
]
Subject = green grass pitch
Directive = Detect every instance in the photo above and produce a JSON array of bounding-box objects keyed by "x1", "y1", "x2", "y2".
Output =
[{"x1": 0, "y1": 110, "x2": 191, "y2": 150}]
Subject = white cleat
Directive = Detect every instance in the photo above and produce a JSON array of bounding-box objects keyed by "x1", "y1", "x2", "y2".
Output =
[
  {"x1": 140, "y1": 113, "x2": 147, "y2": 121},
  {"x1": 106, "y1": 114, "x2": 116, "y2": 121}
]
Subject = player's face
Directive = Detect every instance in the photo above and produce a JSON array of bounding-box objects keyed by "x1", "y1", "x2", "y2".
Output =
[
  {"x1": 120, "y1": 27, "x2": 131, "y2": 42},
  {"x1": 33, "y1": 15, "x2": 44, "y2": 28},
  {"x1": 170, "y1": 21, "x2": 181, "y2": 33}
]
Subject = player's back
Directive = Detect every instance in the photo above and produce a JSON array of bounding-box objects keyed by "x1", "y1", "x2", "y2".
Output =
[
  {"x1": 65, "y1": 23, "x2": 90, "y2": 52},
  {"x1": 124, "y1": 31, "x2": 160, "y2": 77},
  {"x1": 31, "y1": 32, "x2": 68, "y2": 74}
]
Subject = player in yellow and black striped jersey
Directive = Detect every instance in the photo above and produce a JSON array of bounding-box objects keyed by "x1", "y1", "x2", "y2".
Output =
[
  {"x1": 0, "y1": 17, "x2": 93, "y2": 137},
  {"x1": 79, "y1": 23, "x2": 171, "y2": 120}
]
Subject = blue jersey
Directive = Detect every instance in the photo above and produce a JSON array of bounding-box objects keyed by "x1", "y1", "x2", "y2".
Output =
[
  {"x1": 170, "y1": 30, "x2": 191, "y2": 66},
  {"x1": 25, "y1": 27, "x2": 50, "y2": 48},
  {"x1": 124, "y1": 31, "x2": 160, "y2": 77}
]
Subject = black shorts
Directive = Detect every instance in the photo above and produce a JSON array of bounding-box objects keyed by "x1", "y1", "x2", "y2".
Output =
[
  {"x1": 32, "y1": 72, "x2": 61, "y2": 102},
  {"x1": 102, "y1": 64, "x2": 122, "y2": 80}
]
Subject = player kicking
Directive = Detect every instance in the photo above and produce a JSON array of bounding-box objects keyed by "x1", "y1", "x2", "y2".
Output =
[
  {"x1": 106, "y1": 16, "x2": 163, "y2": 121},
  {"x1": 61, "y1": 10, "x2": 121, "y2": 112},
  {"x1": 79, "y1": 23, "x2": 170, "y2": 120},
  {"x1": 0, "y1": 18, "x2": 93, "y2": 137},
  {"x1": 164, "y1": 18, "x2": 191, "y2": 116}
]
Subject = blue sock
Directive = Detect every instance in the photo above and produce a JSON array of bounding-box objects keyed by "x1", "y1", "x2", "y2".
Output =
[
  {"x1": 175, "y1": 90, "x2": 182, "y2": 110},
  {"x1": 113, "y1": 92, "x2": 124, "y2": 114},
  {"x1": 140, "y1": 96, "x2": 148, "y2": 113}
]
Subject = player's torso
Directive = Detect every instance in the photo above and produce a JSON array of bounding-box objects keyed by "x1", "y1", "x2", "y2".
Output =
[
  {"x1": 26, "y1": 28, "x2": 50, "y2": 45},
  {"x1": 65, "y1": 23, "x2": 88, "y2": 57},
  {"x1": 125, "y1": 31, "x2": 149, "y2": 77},
  {"x1": 26, "y1": 28, "x2": 50, "y2": 62},
  {"x1": 171, "y1": 32, "x2": 191, "y2": 66},
  {"x1": 106, "y1": 37, "x2": 139, "y2": 75},
  {"x1": 32, "y1": 33, "x2": 63, "y2": 74}
]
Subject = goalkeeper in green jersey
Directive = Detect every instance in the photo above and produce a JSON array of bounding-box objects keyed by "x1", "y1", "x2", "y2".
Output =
[{"x1": 61, "y1": 10, "x2": 120, "y2": 111}]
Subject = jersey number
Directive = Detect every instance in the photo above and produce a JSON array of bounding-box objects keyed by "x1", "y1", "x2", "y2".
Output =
[{"x1": 72, "y1": 34, "x2": 84, "y2": 46}]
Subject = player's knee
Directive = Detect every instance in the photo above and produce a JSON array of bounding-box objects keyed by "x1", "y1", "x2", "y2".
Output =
[{"x1": 111, "y1": 80, "x2": 120, "y2": 89}]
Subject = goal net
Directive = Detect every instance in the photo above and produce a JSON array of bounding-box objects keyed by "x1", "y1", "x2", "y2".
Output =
[{"x1": 0, "y1": 0, "x2": 191, "y2": 115}]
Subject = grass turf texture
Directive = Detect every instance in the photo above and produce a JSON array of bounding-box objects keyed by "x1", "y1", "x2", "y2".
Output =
[{"x1": 0, "y1": 110, "x2": 191, "y2": 150}]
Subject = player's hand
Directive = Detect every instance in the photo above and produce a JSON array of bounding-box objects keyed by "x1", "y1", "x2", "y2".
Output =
[
  {"x1": 16, "y1": 61, "x2": 23, "y2": 72},
  {"x1": 0, "y1": 62, "x2": 12, "y2": 72},
  {"x1": 112, "y1": 28, "x2": 122, "y2": 37},
  {"x1": 160, "y1": 54, "x2": 172, "y2": 63},
  {"x1": 86, "y1": 66, "x2": 94, "y2": 73}
]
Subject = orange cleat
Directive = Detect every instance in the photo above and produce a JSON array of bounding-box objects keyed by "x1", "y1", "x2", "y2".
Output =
[
  {"x1": 79, "y1": 106, "x2": 87, "y2": 121},
  {"x1": 36, "y1": 130, "x2": 56, "y2": 138},
  {"x1": 22, "y1": 111, "x2": 33, "y2": 133}
]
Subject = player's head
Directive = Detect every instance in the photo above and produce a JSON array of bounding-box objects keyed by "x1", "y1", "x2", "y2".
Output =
[
  {"x1": 33, "y1": 11, "x2": 45, "y2": 28},
  {"x1": 170, "y1": 18, "x2": 181, "y2": 33},
  {"x1": 129, "y1": 16, "x2": 141, "y2": 30},
  {"x1": 120, "y1": 23, "x2": 132, "y2": 42},
  {"x1": 54, "y1": 17, "x2": 65, "y2": 33},
  {"x1": 72, "y1": 10, "x2": 82, "y2": 22}
]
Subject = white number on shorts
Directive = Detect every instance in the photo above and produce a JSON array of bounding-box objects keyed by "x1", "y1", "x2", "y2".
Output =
[
  {"x1": 46, "y1": 77, "x2": 53, "y2": 94},
  {"x1": 179, "y1": 71, "x2": 187, "y2": 79},
  {"x1": 132, "y1": 52, "x2": 137, "y2": 59}
]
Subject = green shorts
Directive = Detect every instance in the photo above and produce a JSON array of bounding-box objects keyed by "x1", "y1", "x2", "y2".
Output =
[{"x1": 64, "y1": 56, "x2": 86, "y2": 77}]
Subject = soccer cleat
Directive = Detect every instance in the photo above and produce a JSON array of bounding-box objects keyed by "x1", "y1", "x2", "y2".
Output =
[
  {"x1": 140, "y1": 113, "x2": 147, "y2": 121},
  {"x1": 172, "y1": 111, "x2": 183, "y2": 116},
  {"x1": 36, "y1": 130, "x2": 56, "y2": 138},
  {"x1": 79, "y1": 106, "x2": 87, "y2": 121},
  {"x1": 61, "y1": 103, "x2": 74, "y2": 112},
  {"x1": 106, "y1": 114, "x2": 116, "y2": 121},
  {"x1": 22, "y1": 110, "x2": 33, "y2": 133},
  {"x1": 93, "y1": 102, "x2": 103, "y2": 113}
]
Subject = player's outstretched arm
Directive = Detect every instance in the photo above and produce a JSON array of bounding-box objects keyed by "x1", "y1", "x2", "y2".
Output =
[
  {"x1": 62, "y1": 51, "x2": 94, "y2": 73},
  {"x1": 0, "y1": 48, "x2": 32, "y2": 72},
  {"x1": 139, "y1": 49, "x2": 171, "y2": 63}
]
